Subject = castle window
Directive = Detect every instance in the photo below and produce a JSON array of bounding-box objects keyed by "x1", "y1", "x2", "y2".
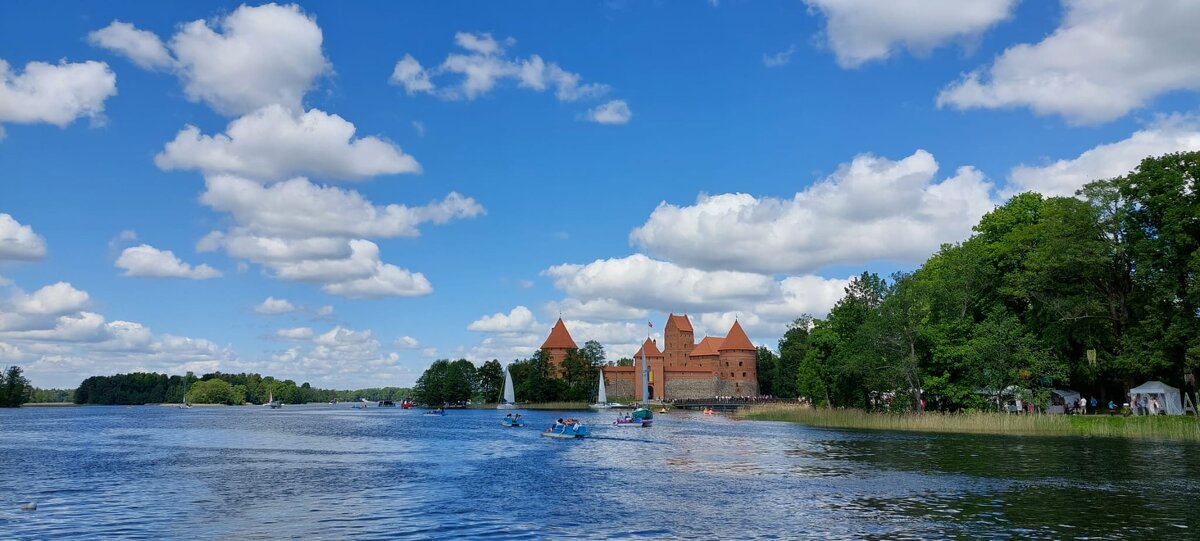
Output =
[
  {"x1": 738, "y1": 361, "x2": 743, "y2": 367},
  {"x1": 731, "y1": 372, "x2": 735, "y2": 377},
  {"x1": 742, "y1": 372, "x2": 747, "y2": 378}
]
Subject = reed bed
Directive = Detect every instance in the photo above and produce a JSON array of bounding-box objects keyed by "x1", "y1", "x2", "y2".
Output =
[{"x1": 738, "y1": 403, "x2": 1200, "y2": 442}]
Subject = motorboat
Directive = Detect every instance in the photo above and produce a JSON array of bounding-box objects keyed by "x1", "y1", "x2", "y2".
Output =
[{"x1": 378, "y1": 400, "x2": 396, "y2": 407}]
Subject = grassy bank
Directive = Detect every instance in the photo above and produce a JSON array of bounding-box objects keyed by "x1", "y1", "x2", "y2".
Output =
[
  {"x1": 739, "y1": 404, "x2": 1200, "y2": 442},
  {"x1": 467, "y1": 402, "x2": 592, "y2": 411}
]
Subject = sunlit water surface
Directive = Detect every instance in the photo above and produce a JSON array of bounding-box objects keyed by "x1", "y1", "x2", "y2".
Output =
[{"x1": 2, "y1": 406, "x2": 1197, "y2": 539}]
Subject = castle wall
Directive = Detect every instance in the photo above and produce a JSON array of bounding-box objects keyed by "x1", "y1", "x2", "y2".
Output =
[
  {"x1": 603, "y1": 368, "x2": 636, "y2": 402},
  {"x1": 663, "y1": 321, "x2": 694, "y2": 369},
  {"x1": 665, "y1": 376, "x2": 718, "y2": 399}
]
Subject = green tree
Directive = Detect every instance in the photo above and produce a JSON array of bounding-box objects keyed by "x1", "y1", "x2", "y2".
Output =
[
  {"x1": 756, "y1": 346, "x2": 779, "y2": 397},
  {"x1": 774, "y1": 315, "x2": 813, "y2": 398},
  {"x1": 1, "y1": 366, "x2": 33, "y2": 407},
  {"x1": 185, "y1": 378, "x2": 243, "y2": 405},
  {"x1": 476, "y1": 359, "x2": 504, "y2": 402},
  {"x1": 413, "y1": 360, "x2": 450, "y2": 406}
]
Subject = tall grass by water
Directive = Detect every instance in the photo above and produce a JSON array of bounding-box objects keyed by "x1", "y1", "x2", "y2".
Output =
[{"x1": 739, "y1": 404, "x2": 1200, "y2": 442}]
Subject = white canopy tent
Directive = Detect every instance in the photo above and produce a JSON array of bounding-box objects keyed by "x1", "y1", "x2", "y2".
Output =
[
  {"x1": 1048, "y1": 389, "x2": 1082, "y2": 414},
  {"x1": 1129, "y1": 381, "x2": 1183, "y2": 415}
]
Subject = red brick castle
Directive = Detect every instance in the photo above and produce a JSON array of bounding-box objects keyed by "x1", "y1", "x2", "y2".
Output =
[{"x1": 539, "y1": 314, "x2": 759, "y2": 400}]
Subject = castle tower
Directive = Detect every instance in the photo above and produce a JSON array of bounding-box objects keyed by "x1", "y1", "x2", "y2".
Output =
[
  {"x1": 717, "y1": 320, "x2": 758, "y2": 397},
  {"x1": 632, "y1": 337, "x2": 664, "y2": 401},
  {"x1": 540, "y1": 318, "x2": 578, "y2": 373},
  {"x1": 663, "y1": 314, "x2": 695, "y2": 369}
]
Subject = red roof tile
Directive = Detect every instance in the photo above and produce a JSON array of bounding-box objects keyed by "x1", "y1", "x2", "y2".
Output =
[
  {"x1": 718, "y1": 320, "x2": 755, "y2": 351},
  {"x1": 689, "y1": 336, "x2": 724, "y2": 357},
  {"x1": 666, "y1": 313, "x2": 694, "y2": 332},
  {"x1": 540, "y1": 318, "x2": 578, "y2": 350},
  {"x1": 633, "y1": 337, "x2": 664, "y2": 359}
]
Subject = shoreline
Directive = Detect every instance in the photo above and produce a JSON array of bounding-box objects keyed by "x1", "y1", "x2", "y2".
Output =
[{"x1": 737, "y1": 404, "x2": 1200, "y2": 442}]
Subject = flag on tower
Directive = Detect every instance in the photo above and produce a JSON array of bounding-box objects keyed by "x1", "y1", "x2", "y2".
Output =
[{"x1": 648, "y1": 321, "x2": 653, "y2": 328}]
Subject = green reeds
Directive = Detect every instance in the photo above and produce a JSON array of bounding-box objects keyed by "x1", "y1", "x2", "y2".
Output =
[{"x1": 738, "y1": 404, "x2": 1200, "y2": 442}]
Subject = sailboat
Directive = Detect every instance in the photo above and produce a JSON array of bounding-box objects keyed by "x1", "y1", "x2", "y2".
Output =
[
  {"x1": 266, "y1": 390, "x2": 283, "y2": 409},
  {"x1": 590, "y1": 370, "x2": 614, "y2": 409},
  {"x1": 631, "y1": 336, "x2": 653, "y2": 423},
  {"x1": 497, "y1": 366, "x2": 517, "y2": 410}
]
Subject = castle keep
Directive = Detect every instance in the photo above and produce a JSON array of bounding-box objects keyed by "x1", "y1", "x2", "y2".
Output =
[{"x1": 539, "y1": 314, "x2": 759, "y2": 400}]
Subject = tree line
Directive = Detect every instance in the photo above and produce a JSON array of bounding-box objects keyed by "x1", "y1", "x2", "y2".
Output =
[
  {"x1": 412, "y1": 340, "x2": 607, "y2": 405},
  {"x1": 1, "y1": 366, "x2": 32, "y2": 407},
  {"x1": 757, "y1": 151, "x2": 1200, "y2": 411},
  {"x1": 73, "y1": 371, "x2": 410, "y2": 405}
]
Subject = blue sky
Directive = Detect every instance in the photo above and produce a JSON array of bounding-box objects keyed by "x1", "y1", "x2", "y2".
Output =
[{"x1": 3, "y1": 1, "x2": 1200, "y2": 389}]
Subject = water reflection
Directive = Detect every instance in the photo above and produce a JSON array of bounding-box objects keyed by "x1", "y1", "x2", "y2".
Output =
[{"x1": 1, "y1": 406, "x2": 1196, "y2": 539}]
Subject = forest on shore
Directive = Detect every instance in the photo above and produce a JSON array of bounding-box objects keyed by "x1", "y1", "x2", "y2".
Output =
[
  {"x1": 753, "y1": 152, "x2": 1200, "y2": 411},
  {"x1": 72, "y1": 371, "x2": 410, "y2": 406}
]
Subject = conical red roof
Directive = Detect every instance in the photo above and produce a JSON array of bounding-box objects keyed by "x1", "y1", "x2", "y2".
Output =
[
  {"x1": 540, "y1": 318, "x2": 578, "y2": 349},
  {"x1": 666, "y1": 313, "x2": 693, "y2": 332},
  {"x1": 718, "y1": 320, "x2": 755, "y2": 351},
  {"x1": 633, "y1": 337, "x2": 664, "y2": 358},
  {"x1": 690, "y1": 336, "x2": 725, "y2": 357}
]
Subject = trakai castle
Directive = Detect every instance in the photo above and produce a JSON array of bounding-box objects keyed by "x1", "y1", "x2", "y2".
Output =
[{"x1": 539, "y1": 314, "x2": 759, "y2": 400}]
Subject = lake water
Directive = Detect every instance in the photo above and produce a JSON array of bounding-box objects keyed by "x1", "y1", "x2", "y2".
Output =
[{"x1": 1, "y1": 405, "x2": 1197, "y2": 540}]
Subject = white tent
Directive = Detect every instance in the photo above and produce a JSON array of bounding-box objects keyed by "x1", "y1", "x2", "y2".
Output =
[
  {"x1": 1048, "y1": 389, "x2": 1082, "y2": 414},
  {"x1": 1129, "y1": 381, "x2": 1183, "y2": 415}
]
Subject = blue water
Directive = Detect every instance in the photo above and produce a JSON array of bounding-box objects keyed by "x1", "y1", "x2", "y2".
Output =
[{"x1": 1, "y1": 406, "x2": 1197, "y2": 540}]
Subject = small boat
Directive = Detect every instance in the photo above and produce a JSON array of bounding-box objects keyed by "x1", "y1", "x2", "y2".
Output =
[
  {"x1": 400, "y1": 400, "x2": 413, "y2": 409},
  {"x1": 590, "y1": 370, "x2": 613, "y2": 409},
  {"x1": 703, "y1": 408, "x2": 715, "y2": 415},
  {"x1": 378, "y1": 400, "x2": 396, "y2": 407},
  {"x1": 614, "y1": 418, "x2": 652, "y2": 427},
  {"x1": 631, "y1": 407, "x2": 653, "y2": 421},
  {"x1": 424, "y1": 408, "x2": 446, "y2": 416},
  {"x1": 658, "y1": 408, "x2": 669, "y2": 414},
  {"x1": 541, "y1": 424, "x2": 590, "y2": 438},
  {"x1": 501, "y1": 416, "x2": 525, "y2": 427},
  {"x1": 497, "y1": 367, "x2": 518, "y2": 410},
  {"x1": 352, "y1": 403, "x2": 367, "y2": 410}
]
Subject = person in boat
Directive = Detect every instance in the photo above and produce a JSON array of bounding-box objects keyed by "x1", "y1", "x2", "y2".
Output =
[
  {"x1": 505, "y1": 413, "x2": 512, "y2": 419},
  {"x1": 554, "y1": 418, "x2": 565, "y2": 431}
]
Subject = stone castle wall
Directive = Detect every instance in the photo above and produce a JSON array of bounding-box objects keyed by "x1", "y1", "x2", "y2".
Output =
[{"x1": 604, "y1": 371, "x2": 636, "y2": 402}]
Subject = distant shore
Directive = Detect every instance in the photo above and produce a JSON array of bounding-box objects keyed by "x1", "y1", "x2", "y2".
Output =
[
  {"x1": 468, "y1": 401, "x2": 594, "y2": 411},
  {"x1": 738, "y1": 404, "x2": 1200, "y2": 442},
  {"x1": 20, "y1": 402, "x2": 80, "y2": 407}
]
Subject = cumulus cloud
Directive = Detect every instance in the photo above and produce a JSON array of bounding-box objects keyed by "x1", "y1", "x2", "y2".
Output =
[
  {"x1": 0, "y1": 58, "x2": 117, "y2": 131},
  {"x1": 545, "y1": 254, "x2": 780, "y2": 314},
  {"x1": 585, "y1": 100, "x2": 632, "y2": 125},
  {"x1": 92, "y1": 3, "x2": 329, "y2": 115},
  {"x1": 316, "y1": 305, "x2": 334, "y2": 316},
  {"x1": 155, "y1": 105, "x2": 421, "y2": 181},
  {"x1": 261, "y1": 325, "x2": 416, "y2": 388},
  {"x1": 254, "y1": 296, "x2": 296, "y2": 314},
  {"x1": 804, "y1": 0, "x2": 1017, "y2": 68},
  {"x1": 87, "y1": 21, "x2": 174, "y2": 70},
  {"x1": 394, "y1": 335, "x2": 420, "y2": 349},
  {"x1": 115, "y1": 244, "x2": 222, "y2": 279},
  {"x1": 0, "y1": 279, "x2": 233, "y2": 388},
  {"x1": 0, "y1": 213, "x2": 47, "y2": 261},
  {"x1": 392, "y1": 31, "x2": 626, "y2": 121},
  {"x1": 1005, "y1": 117, "x2": 1200, "y2": 197},
  {"x1": 468, "y1": 306, "x2": 539, "y2": 333},
  {"x1": 630, "y1": 150, "x2": 995, "y2": 275},
  {"x1": 937, "y1": 1, "x2": 1200, "y2": 124},
  {"x1": 199, "y1": 175, "x2": 483, "y2": 238},
  {"x1": 543, "y1": 298, "x2": 648, "y2": 322}
]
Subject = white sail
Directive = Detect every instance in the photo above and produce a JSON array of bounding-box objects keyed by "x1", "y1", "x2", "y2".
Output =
[
  {"x1": 504, "y1": 368, "x2": 516, "y2": 403},
  {"x1": 597, "y1": 371, "x2": 607, "y2": 404},
  {"x1": 498, "y1": 367, "x2": 518, "y2": 409}
]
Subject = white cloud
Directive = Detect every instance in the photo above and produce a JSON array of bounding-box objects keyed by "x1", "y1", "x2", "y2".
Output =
[
  {"x1": 259, "y1": 325, "x2": 416, "y2": 388},
  {"x1": 937, "y1": 1, "x2": 1200, "y2": 124},
  {"x1": 1006, "y1": 118, "x2": 1200, "y2": 197},
  {"x1": 763, "y1": 45, "x2": 797, "y2": 68},
  {"x1": 276, "y1": 326, "x2": 313, "y2": 340},
  {"x1": 585, "y1": 100, "x2": 632, "y2": 125},
  {"x1": 412, "y1": 120, "x2": 426, "y2": 137},
  {"x1": 394, "y1": 31, "x2": 621, "y2": 116},
  {"x1": 156, "y1": 105, "x2": 421, "y2": 181},
  {"x1": 0, "y1": 213, "x2": 47, "y2": 261},
  {"x1": 804, "y1": 0, "x2": 1017, "y2": 68},
  {"x1": 391, "y1": 54, "x2": 434, "y2": 95},
  {"x1": 115, "y1": 244, "x2": 222, "y2": 279},
  {"x1": 630, "y1": 150, "x2": 996, "y2": 274},
  {"x1": 200, "y1": 175, "x2": 483, "y2": 238},
  {"x1": 544, "y1": 298, "x2": 648, "y2": 322},
  {"x1": 544, "y1": 254, "x2": 780, "y2": 314},
  {"x1": 0, "y1": 279, "x2": 234, "y2": 388},
  {"x1": 468, "y1": 306, "x2": 539, "y2": 333},
  {"x1": 316, "y1": 305, "x2": 334, "y2": 316},
  {"x1": 319, "y1": 257, "x2": 433, "y2": 298},
  {"x1": 10, "y1": 282, "x2": 90, "y2": 316},
  {"x1": 254, "y1": 296, "x2": 296, "y2": 314},
  {"x1": 87, "y1": 21, "x2": 174, "y2": 70},
  {"x1": 395, "y1": 335, "x2": 420, "y2": 349},
  {"x1": 94, "y1": 4, "x2": 329, "y2": 115},
  {"x1": 0, "y1": 58, "x2": 117, "y2": 130}
]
